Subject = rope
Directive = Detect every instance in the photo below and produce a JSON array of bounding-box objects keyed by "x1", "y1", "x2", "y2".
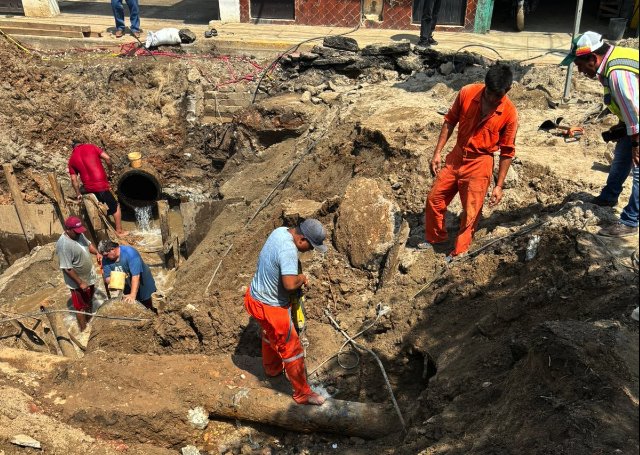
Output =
[
  {"x1": 323, "y1": 308, "x2": 406, "y2": 433},
  {"x1": 0, "y1": 28, "x2": 34, "y2": 55},
  {"x1": 0, "y1": 309, "x2": 150, "y2": 325}
]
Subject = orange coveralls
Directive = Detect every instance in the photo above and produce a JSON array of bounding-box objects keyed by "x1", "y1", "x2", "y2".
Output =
[
  {"x1": 425, "y1": 83, "x2": 518, "y2": 256},
  {"x1": 244, "y1": 288, "x2": 313, "y2": 404}
]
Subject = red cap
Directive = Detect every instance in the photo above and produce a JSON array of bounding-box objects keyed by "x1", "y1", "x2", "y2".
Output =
[{"x1": 64, "y1": 216, "x2": 86, "y2": 234}]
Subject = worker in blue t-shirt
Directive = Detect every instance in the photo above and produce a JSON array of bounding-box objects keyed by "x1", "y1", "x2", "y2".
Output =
[{"x1": 98, "y1": 240, "x2": 158, "y2": 313}]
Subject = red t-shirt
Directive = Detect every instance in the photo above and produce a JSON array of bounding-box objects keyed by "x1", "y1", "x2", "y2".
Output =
[{"x1": 68, "y1": 144, "x2": 110, "y2": 192}]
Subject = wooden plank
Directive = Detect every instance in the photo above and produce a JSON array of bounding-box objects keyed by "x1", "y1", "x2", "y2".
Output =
[
  {"x1": 0, "y1": 27, "x2": 85, "y2": 39},
  {"x1": 157, "y1": 200, "x2": 176, "y2": 269},
  {"x1": 82, "y1": 194, "x2": 108, "y2": 245},
  {"x1": 0, "y1": 20, "x2": 91, "y2": 33},
  {"x1": 3, "y1": 163, "x2": 36, "y2": 250},
  {"x1": 47, "y1": 172, "x2": 71, "y2": 225},
  {"x1": 40, "y1": 306, "x2": 77, "y2": 359}
]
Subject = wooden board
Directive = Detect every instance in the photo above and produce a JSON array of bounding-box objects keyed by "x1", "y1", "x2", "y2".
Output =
[
  {"x1": 0, "y1": 20, "x2": 90, "y2": 33},
  {"x1": 0, "y1": 26, "x2": 85, "y2": 39}
]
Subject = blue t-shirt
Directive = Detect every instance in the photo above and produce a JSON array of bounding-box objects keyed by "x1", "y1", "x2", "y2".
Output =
[
  {"x1": 102, "y1": 245, "x2": 157, "y2": 301},
  {"x1": 250, "y1": 227, "x2": 299, "y2": 307}
]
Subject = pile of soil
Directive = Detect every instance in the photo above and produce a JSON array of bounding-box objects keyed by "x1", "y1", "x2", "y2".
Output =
[{"x1": 0, "y1": 35, "x2": 638, "y2": 454}]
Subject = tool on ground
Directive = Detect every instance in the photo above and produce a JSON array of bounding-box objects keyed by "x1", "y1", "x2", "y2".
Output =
[
  {"x1": 289, "y1": 260, "x2": 309, "y2": 356},
  {"x1": 538, "y1": 117, "x2": 584, "y2": 142},
  {"x1": 131, "y1": 32, "x2": 157, "y2": 61}
]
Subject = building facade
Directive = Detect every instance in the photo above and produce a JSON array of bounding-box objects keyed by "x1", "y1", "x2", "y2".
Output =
[{"x1": 234, "y1": 0, "x2": 492, "y2": 32}]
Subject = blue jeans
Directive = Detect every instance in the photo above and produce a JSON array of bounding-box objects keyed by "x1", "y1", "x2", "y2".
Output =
[
  {"x1": 598, "y1": 136, "x2": 639, "y2": 227},
  {"x1": 111, "y1": 0, "x2": 140, "y2": 32}
]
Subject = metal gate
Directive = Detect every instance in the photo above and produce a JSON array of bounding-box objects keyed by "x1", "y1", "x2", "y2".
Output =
[
  {"x1": 0, "y1": 0, "x2": 23, "y2": 14},
  {"x1": 412, "y1": 0, "x2": 467, "y2": 25},
  {"x1": 250, "y1": 0, "x2": 295, "y2": 20}
]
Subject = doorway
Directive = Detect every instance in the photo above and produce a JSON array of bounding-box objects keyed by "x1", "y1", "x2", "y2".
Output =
[
  {"x1": 250, "y1": 0, "x2": 295, "y2": 20},
  {"x1": 412, "y1": 0, "x2": 466, "y2": 25}
]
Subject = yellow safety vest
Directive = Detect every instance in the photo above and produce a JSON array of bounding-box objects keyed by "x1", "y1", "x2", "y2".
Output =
[{"x1": 603, "y1": 46, "x2": 639, "y2": 121}]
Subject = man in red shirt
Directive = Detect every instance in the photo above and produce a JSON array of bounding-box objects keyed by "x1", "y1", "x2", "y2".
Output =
[
  {"x1": 68, "y1": 141, "x2": 126, "y2": 236},
  {"x1": 423, "y1": 64, "x2": 518, "y2": 259}
]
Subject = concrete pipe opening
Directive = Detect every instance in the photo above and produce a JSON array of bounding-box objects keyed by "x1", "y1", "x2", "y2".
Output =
[{"x1": 117, "y1": 166, "x2": 162, "y2": 208}]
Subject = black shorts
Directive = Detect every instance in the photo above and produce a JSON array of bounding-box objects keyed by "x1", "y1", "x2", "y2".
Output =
[{"x1": 94, "y1": 191, "x2": 119, "y2": 215}]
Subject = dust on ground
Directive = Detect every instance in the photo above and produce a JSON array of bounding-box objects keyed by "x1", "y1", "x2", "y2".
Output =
[{"x1": 0, "y1": 35, "x2": 638, "y2": 455}]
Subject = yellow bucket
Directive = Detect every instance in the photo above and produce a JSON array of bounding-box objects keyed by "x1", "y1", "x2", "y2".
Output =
[
  {"x1": 127, "y1": 152, "x2": 142, "y2": 169},
  {"x1": 109, "y1": 271, "x2": 126, "y2": 290}
]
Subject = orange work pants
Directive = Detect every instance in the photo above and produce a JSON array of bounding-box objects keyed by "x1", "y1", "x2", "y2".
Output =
[
  {"x1": 244, "y1": 288, "x2": 313, "y2": 404},
  {"x1": 425, "y1": 150, "x2": 493, "y2": 256}
]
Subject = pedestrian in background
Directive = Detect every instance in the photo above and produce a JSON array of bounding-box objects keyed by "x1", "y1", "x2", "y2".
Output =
[
  {"x1": 111, "y1": 0, "x2": 141, "y2": 38},
  {"x1": 416, "y1": 0, "x2": 442, "y2": 49}
]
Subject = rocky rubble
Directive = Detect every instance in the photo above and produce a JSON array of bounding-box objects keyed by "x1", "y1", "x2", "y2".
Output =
[{"x1": 279, "y1": 35, "x2": 487, "y2": 79}]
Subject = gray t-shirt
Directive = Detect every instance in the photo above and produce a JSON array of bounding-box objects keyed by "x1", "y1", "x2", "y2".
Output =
[{"x1": 56, "y1": 233, "x2": 98, "y2": 289}]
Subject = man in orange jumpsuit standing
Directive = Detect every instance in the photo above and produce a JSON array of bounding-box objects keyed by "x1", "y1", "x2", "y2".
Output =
[
  {"x1": 244, "y1": 219, "x2": 327, "y2": 405},
  {"x1": 423, "y1": 63, "x2": 518, "y2": 259}
]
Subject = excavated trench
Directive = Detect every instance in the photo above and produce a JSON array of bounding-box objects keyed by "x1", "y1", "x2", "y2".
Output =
[{"x1": 1, "y1": 36, "x2": 638, "y2": 455}]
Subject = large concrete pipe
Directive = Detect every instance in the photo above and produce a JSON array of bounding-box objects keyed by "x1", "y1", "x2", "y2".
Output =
[{"x1": 116, "y1": 163, "x2": 162, "y2": 208}]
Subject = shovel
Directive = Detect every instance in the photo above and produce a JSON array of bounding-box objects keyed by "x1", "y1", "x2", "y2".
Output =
[{"x1": 538, "y1": 117, "x2": 584, "y2": 142}]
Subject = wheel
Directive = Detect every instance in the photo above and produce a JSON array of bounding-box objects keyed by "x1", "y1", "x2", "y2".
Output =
[{"x1": 516, "y1": 3, "x2": 525, "y2": 31}]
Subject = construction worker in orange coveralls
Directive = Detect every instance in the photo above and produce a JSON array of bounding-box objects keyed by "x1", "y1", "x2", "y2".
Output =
[
  {"x1": 244, "y1": 219, "x2": 328, "y2": 405},
  {"x1": 422, "y1": 63, "x2": 518, "y2": 259}
]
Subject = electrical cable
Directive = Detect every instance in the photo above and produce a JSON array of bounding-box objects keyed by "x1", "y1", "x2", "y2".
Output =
[
  {"x1": 323, "y1": 308, "x2": 406, "y2": 433},
  {"x1": 451, "y1": 44, "x2": 503, "y2": 69}
]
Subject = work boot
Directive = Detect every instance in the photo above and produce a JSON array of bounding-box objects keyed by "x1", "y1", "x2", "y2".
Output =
[
  {"x1": 591, "y1": 195, "x2": 617, "y2": 207},
  {"x1": 415, "y1": 39, "x2": 430, "y2": 51},
  {"x1": 598, "y1": 222, "x2": 637, "y2": 237},
  {"x1": 428, "y1": 36, "x2": 438, "y2": 45}
]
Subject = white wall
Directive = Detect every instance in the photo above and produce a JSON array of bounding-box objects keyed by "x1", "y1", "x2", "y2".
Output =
[
  {"x1": 22, "y1": 0, "x2": 60, "y2": 17},
  {"x1": 218, "y1": 0, "x2": 241, "y2": 22}
]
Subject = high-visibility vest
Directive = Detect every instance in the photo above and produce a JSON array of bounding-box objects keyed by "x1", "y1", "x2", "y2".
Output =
[{"x1": 603, "y1": 46, "x2": 639, "y2": 121}]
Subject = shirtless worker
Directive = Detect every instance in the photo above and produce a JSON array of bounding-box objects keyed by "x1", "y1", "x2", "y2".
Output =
[
  {"x1": 68, "y1": 141, "x2": 126, "y2": 236},
  {"x1": 244, "y1": 219, "x2": 328, "y2": 405},
  {"x1": 422, "y1": 63, "x2": 518, "y2": 259}
]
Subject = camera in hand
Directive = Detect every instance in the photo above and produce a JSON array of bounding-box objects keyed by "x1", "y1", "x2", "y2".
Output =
[{"x1": 602, "y1": 124, "x2": 626, "y2": 143}]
